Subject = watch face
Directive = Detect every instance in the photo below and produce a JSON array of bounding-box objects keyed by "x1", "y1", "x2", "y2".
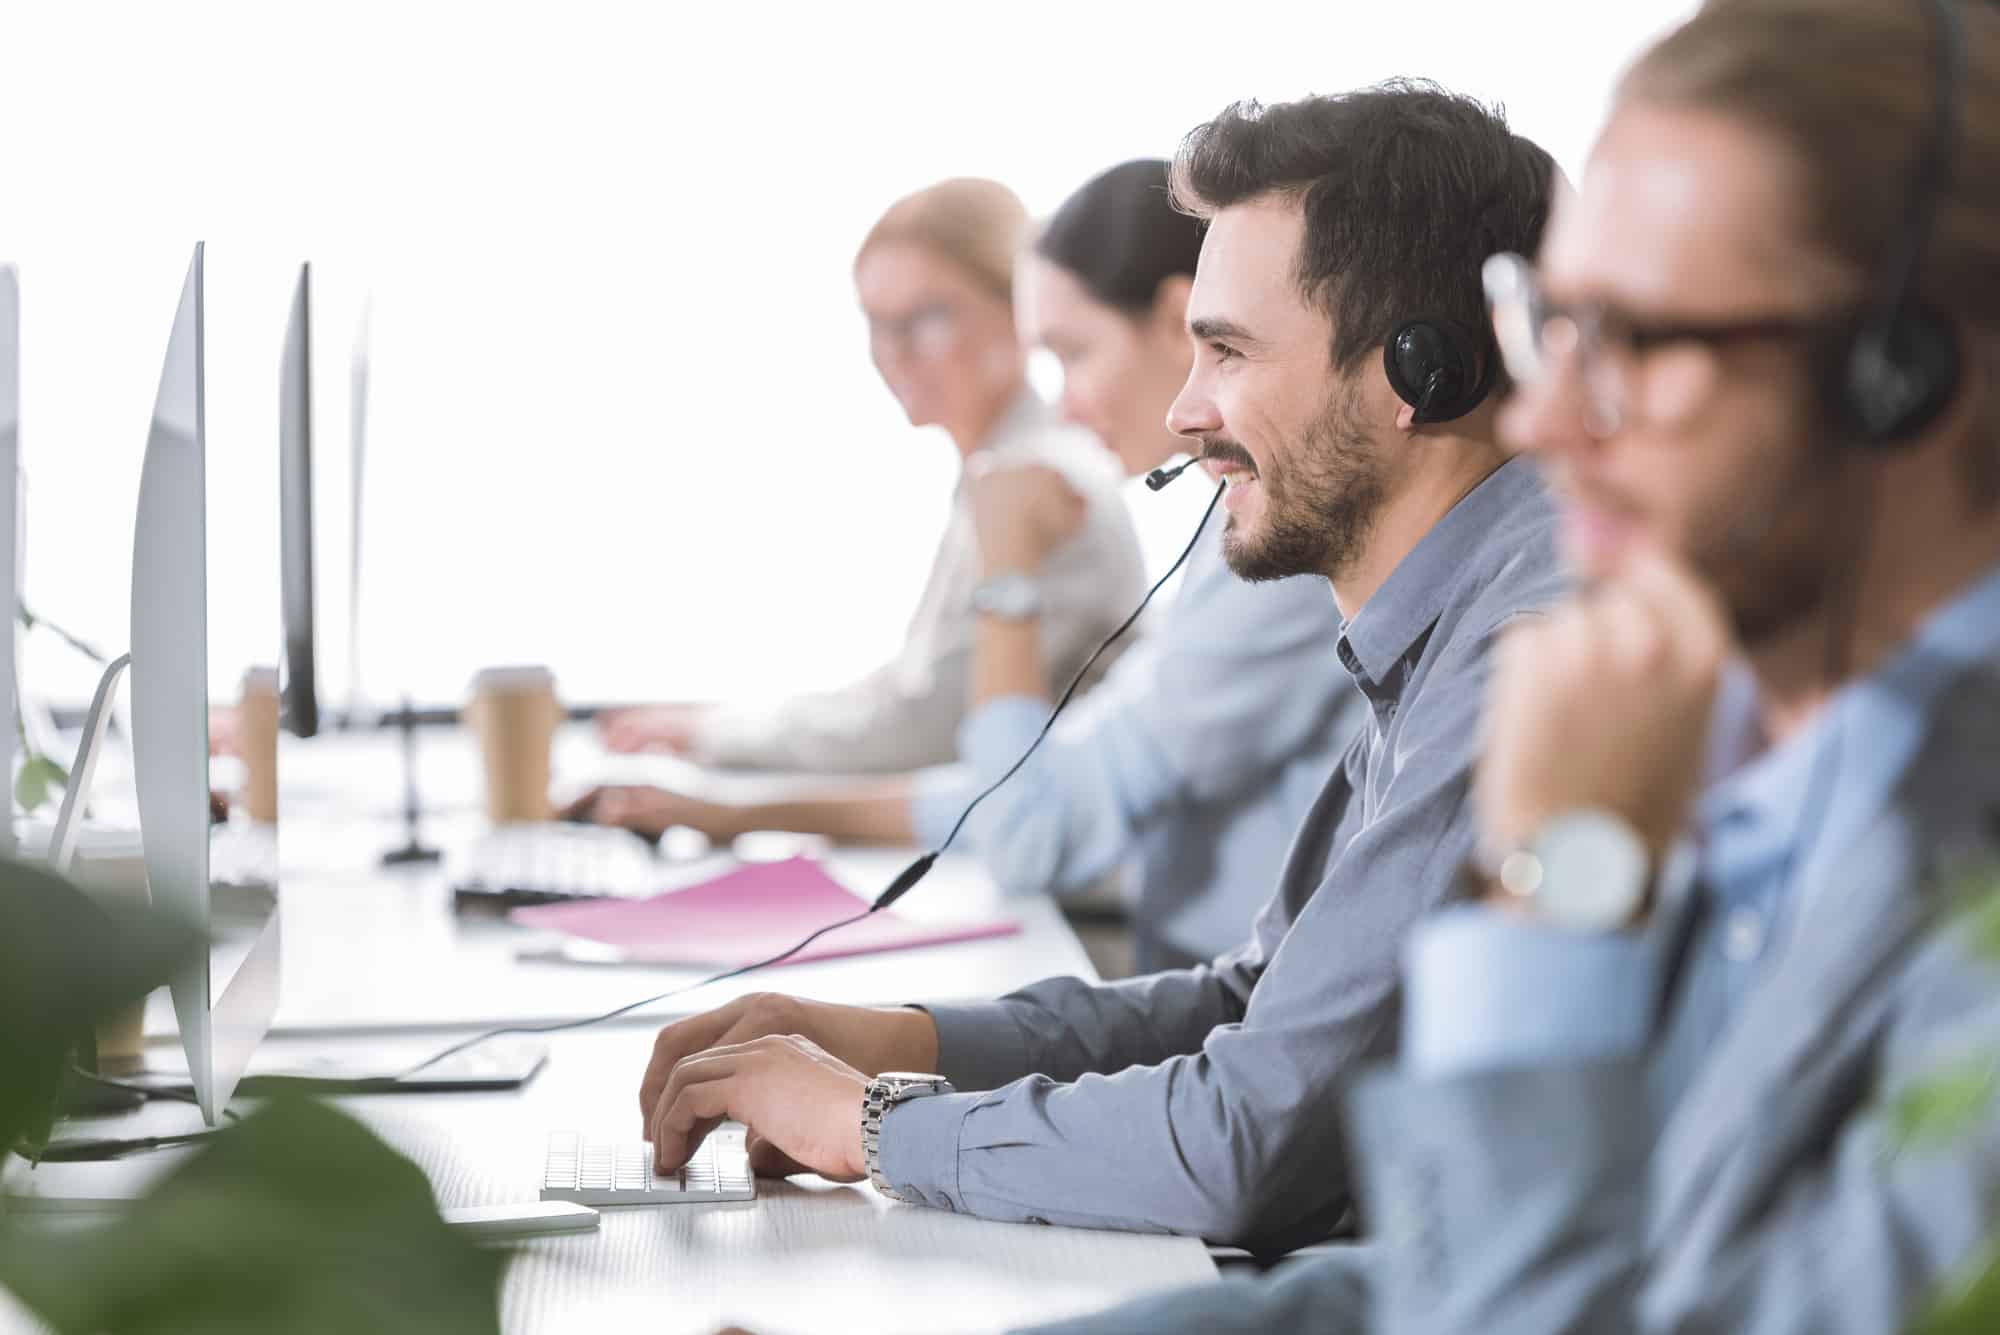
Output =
[
  {"x1": 973, "y1": 575, "x2": 1041, "y2": 619},
  {"x1": 1535, "y1": 809, "x2": 1648, "y2": 931}
]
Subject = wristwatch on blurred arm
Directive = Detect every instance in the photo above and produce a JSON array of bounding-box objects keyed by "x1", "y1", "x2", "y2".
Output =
[
  {"x1": 862, "y1": 1072, "x2": 955, "y2": 1201},
  {"x1": 1482, "y1": 808, "x2": 1651, "y2": 931},
  {"x1": 971, "y1": 573, "x2": 1043, "y2": 621}
]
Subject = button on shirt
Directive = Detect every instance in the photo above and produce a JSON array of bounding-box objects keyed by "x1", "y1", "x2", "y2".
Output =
[
  {"x1": 878, "y1": 458, "x2": 1568, "y2": 1251},
  {"x1": 908, "y1": 501, "x2": 1364, "y2": 963}
]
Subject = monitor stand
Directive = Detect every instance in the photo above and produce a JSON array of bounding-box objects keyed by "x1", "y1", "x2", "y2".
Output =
[{"x1": 48, "y1": 653, "x2": 132, "y2": 877}]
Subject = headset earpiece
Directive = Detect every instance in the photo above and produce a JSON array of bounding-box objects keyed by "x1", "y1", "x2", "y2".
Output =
[
  {"x1": 1816, "y1": 0, "x2": 1965, "y2": 451},
  {"x1": 1817, "y1": 301, "x2": 1962, "y2": 448},
  {"x1": 1383, "y1": 317, "x2": 1494, "y2": 425}
]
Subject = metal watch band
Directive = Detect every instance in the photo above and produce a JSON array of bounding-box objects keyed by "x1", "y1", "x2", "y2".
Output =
[
  {"x1": 862, "y1": 1073, "x2": 953, "y2": 1200},
  {"x1": 970, "y1": 572, "x2": 1043, "y2": 621}
]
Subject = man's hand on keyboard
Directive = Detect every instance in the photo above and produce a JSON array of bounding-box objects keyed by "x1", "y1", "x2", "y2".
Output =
[
  {"x1": 648, "y1": 1033, "x2": 868, "y2": 1182},
  {"x1": 639, "y1": 993, "x2": 939, "y2": 1136}
]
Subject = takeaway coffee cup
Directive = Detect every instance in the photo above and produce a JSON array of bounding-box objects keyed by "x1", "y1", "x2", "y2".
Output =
[{"x1": 466, "y1": 666, "x2": 563, "y2": 824}]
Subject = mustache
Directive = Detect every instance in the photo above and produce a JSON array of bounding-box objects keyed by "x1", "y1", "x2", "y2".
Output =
[{"x1": 1198, "y1": 438, "x2": 1257, "y2": 472}]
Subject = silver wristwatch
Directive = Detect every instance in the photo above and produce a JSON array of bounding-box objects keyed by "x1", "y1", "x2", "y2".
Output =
[
  {"x1": 862, "y1": 1072, "x2": 955, "y2": 1200},
  {"x1": 970, "y1": 572, "x2": 1044, "y2": 621},
  {"x1": 1493, "y1": 808, "x2": 1651, "y2": 931}
]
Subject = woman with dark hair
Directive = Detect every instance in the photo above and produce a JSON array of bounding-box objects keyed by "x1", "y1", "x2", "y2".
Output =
[{"x1": 577, "y1": 161, "x2": 1360, "y2": 971}]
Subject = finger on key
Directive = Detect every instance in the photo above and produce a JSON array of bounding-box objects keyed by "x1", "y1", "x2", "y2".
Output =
[
  {"x1": 639, "y1": 1002, "x2": 745, "y2": 1129},
  {"x1": 652, "y1": 1063, "x2": 739, "y2": 1173}
]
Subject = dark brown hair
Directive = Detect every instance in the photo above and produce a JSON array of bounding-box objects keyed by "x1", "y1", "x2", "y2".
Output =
[
  {"x1": 1169, "y1": 80, "x2": 1557, "y2": 373},
  {"x1": 1035, "y1": 159, "x2": 1205, "y2": 318}
]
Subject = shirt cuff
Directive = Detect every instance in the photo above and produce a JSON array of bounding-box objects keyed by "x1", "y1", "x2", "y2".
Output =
[
  {"x1": 1401, "y1": 904, "x2": 1658, "y2": 1079},
  {"x1": 915, "y1": 1001, "x2": 1035, "y2": 1093},
  {"x1": 876, "y1": 1090, "x2": 976, "y2": 1212}
]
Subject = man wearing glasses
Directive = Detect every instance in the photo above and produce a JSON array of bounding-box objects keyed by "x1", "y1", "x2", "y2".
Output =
[{"x1": 1015, "y1": 0, "x2": 2000, "y2": 1330}]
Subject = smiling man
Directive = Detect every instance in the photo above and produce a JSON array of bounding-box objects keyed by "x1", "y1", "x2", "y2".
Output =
[{"x1": 629, "y1": 83, "x2": 1568, "y2": 1252}]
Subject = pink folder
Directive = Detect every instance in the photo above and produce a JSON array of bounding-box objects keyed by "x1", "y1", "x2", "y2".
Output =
[{"x1": 508, "y1": 855, "x2": 1019, "y2": 967}]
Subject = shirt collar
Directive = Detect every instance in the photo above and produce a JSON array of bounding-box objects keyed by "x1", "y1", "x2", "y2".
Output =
[{"x1": 1337, "y1": 456, "x2": 1545, "y2": 690}]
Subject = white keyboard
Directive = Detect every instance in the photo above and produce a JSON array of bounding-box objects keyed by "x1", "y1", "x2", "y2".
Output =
[
  {"x1": 455, "y1": 823, "x2": 662, "y2": 907},
  {"x1": 540, "y1": 1129, "x2": 756, "y2": 1206}
]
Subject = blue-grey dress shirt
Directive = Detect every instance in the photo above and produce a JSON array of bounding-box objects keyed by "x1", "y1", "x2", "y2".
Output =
[
  {"x1": 879, "y1": 458, "x2": 1567, "y2": 1251},
  {"x1": 909, "y1": 500, "x2": 1364, "y2": 964},
  {"x1": 1404, "y1": 558, "x2": 2000, "y2": 1092}
]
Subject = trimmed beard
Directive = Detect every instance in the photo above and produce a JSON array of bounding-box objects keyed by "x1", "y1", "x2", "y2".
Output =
[{"x1": 1223, "y1": 381, "x2": 1385, "y2": 584}]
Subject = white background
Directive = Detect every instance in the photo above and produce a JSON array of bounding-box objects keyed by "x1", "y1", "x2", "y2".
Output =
[{"x1": 0, "y1": 0, "x2": 1695, "y2": 714}]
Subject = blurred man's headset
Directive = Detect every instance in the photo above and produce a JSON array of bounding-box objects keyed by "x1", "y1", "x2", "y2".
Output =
[{"x1": 1816, "y1": 0, "x2": 1965, "y2": 448}]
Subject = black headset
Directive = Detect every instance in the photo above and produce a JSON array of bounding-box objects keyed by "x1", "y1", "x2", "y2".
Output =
[
  {"x1": 1382, "y1": 315, "x2": 1496, "y2": 425},
  {"x1": 1815, "y1": 0, "x2": 1965, "y2": 448}
]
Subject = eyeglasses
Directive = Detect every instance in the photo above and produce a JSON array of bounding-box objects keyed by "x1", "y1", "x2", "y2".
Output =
[
  {"x1": 867, "y1": 301, "x2": 962, "y2": 358},
  {"x1": 1482, "y1": 252, "x2": 1827, "y2": 437}
]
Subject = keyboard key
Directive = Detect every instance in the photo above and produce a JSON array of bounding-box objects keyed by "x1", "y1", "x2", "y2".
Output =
[{"x1": 539, "y1": 1131, "x2": 757, "y2": 1207}]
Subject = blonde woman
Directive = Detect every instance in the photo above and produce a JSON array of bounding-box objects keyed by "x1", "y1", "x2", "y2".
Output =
[{"x1": 600, "y1": 178, "x2": 1143, "y2": 773}]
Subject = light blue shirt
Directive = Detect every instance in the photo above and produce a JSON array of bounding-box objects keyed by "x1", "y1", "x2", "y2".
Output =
[
  {"x1": 909, "y1": 499, "x2": 1363, "y2": 963},
  {"x1": 1404, "y1": 559, "x2": 2000, "y2": 1086}
]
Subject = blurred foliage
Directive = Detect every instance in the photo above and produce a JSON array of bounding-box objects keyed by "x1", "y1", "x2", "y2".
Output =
[
  {"x1": 1916, "y1": 1235, "x2": 2000, "y2": 1335},
  {"x1": 0, "y1": 858, "x2": 506, "y2": 1334},
  {"x1": 1890, "y1": 1058, "x2": 1999, "y2": 1155},
  {"x1": 1900, "y1": 861, "x2": 2000, "y2": 1334},
  {"x1": 14, "y1": 751, "x2": 68, "y2": 814},
  {"x1": 0, "y1": 1098, "x2": 506, "y2": 1335},
  {"x1": 0, "y1": 856, "x2": 199, "y2": 1151}
]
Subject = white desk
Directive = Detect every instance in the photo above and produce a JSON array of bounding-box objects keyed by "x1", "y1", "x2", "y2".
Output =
[{"x1": 58, "y1": 722, "x2": 1217, "y2": 1334}]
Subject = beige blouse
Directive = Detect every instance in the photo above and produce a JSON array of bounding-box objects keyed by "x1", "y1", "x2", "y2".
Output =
[{"x1": 689, "y1": 389, "x2": 1146, "y2": 773}]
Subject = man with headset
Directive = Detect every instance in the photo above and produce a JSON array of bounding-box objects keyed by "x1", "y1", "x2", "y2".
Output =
[
  {"x1": 625, "y1": 83, "x2": 1569, "y2": 1252},
  {"x1": 1007, "y1": 0, "x2": 2000, "y2": 1330}
]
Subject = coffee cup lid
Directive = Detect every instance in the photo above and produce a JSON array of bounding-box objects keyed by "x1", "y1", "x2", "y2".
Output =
[{"x1": 471, "y1": 665, "x2": 555, "y2": 692}]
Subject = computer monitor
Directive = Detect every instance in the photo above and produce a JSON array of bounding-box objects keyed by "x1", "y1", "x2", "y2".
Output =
[
  {"x1": 346, "y1": 301, "x2": 371, "y2": 726},
  {"x1": 0, "y1": 265, "x2": 18, "y2": 853},
  {"x1": 129, "y1": 243, "x2": 281, "y2": 1126},
  {"x1": 279, "y1": 263, "x2": 317, "y2": 739}
]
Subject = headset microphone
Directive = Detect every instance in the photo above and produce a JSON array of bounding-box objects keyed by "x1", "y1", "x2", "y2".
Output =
[{"x1": 397, "y1": 480, "x2": 1228, "y2": 1079}]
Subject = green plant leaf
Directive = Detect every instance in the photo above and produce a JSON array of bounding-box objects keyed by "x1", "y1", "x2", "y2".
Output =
[
  {"x1": 1889, "y1": 1057, "x2": 2000, "y2": 1156},
  {"x1": 1932, "y1": 860, "x2": 2000, "y2": 965},
  {"x1": 0, "y1": 859, "x2": 202, "y2": 1152},
  {"x1": 1962, "y1": 883, "x2": 2000, "y2": 967},
  {"x1": 1914, "y1": 1233, "x2": 2000, "y2": 1335},
  {"x1": 0, "y1": 1098, "x2": 507, "y2": 1334},
  {"x1": 14, "y1": 753, "x2": 69, "y2": 813}
]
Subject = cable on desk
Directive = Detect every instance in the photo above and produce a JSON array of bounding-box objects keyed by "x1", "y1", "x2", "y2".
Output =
[
  {"x1": 395, "y1": 485, "x2": 1226, "y2": 1080},
  {"x1": 68, "y1": 1065, "x2": 243, "y2": 1122}
]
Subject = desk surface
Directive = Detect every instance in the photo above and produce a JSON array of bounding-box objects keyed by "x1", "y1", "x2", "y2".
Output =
[
  {"x1": 156, "y1": 723, "x2": 1101, "y2": 1036},
  {"x1": 43, "y1": 722, "x2": 1216, "y2": 1333}
]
